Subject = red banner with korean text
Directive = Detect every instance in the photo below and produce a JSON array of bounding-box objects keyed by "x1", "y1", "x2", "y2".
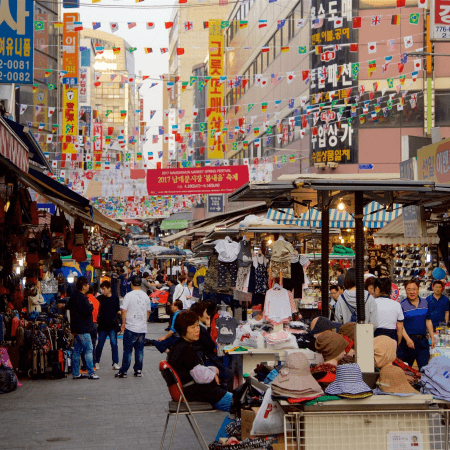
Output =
[
  {"x1": 208, "y1": 20, "x2": 224, "y2": 159},
  {"x1": 146, "y1": 166, "x2": 249, "y2": 195}
]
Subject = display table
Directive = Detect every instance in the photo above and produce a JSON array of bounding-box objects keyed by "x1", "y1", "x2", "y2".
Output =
[
  {"x1": 228, "y1": 349, "x2": 322, "y2": 383},
  {"x1": 276, "y1": 395, "x2": 447, "y2": 450}
]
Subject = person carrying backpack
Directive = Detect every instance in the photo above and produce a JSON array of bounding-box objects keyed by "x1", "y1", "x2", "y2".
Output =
[{"x1": 334, "y1": 268, "x2": 378, "y2": 327}]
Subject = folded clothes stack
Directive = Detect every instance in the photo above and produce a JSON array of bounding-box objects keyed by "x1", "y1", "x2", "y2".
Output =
[
  {"x1": 265, "y1": 330, "x2": 291, "y2": 345},
  {"x1": 421, "y1": 356, "x2": 450, "y2": 401}
]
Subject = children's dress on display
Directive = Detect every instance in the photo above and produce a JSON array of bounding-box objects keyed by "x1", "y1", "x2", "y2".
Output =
[{"x1": 263, "y1": 288, "x2": 292, "y2": 325}]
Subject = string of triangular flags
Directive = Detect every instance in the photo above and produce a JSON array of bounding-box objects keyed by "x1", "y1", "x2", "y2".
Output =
[{"x1": 35, "y1": 7, "x2": 426, "y2": 33}]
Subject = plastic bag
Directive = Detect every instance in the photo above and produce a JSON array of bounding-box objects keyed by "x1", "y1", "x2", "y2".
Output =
[
  {"x1": 250, "y1": 387, "x2": 285, "y2": 436},
  {"x1": 0, "y1": 364, "x2": 18, "y2": 394}
]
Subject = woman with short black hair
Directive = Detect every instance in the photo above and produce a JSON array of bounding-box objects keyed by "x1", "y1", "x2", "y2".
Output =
[
  {"x1": 373, "y1": 277, "x2": 404, "y2": 343},
  {"x1": 167, "y1": 310, "x2": 232, "y2": 411}
]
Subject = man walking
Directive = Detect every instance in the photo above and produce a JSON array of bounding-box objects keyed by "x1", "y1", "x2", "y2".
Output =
[
  {"x1": 67, "y1": 277, "x2": 99, "y2": 380},
  {"x1": 115, "y1": 275, "x2": 151, "y2": 378}
]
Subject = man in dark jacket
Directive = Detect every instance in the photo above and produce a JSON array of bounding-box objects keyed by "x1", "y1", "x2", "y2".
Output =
[{"x1": 67, "y1": 277, "x2": 99, "y2": 380}]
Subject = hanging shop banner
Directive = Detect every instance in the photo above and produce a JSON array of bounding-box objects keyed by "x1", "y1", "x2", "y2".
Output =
[
  {"x1": 0, "y1": 119, "x2": 29, "y2": 172},
  {"x1": 208, "y1": 194, "x2": 224, "y2": 213},
  {"x1": 0, "y1": 0, "x2": 34, "y2": 84},
  {"x1": 79, "y1": 67, "x2": 88, "y2": 103},
  {"x1": 431, "y1": 0, "x2": 450, "y2": 41},
  {"x1": 147, "y1": 166, "x2": 249, "y2": 195},
  {"x1": 63, "y1": 13, "x2": 79, "y2": 80},
  {"x1": 93, "y1": 122, "x2": 103, "y2": 155},
  {"x1": 208, "y1": 19, "x2": 225, "y2": 159},
  {"x1": 310, "y1": 0, "x2": 358, "y2": 165},
  {"x1": 417, "y1": 137, "x2": 450, "y2": 183},
  {"x1": 34, "y1": 87, "x2": 48, "y2": 153},
  {"x1": 62, "y1": 86, "x2": 78, "y2": 154},
  {"x1": 160, "y1": 220, "x2": 189, "y2": 230}
]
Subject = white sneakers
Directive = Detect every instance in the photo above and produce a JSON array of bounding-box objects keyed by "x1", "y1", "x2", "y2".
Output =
[
  {"x1": 95, "y1": 363, "x2": 100, "y2": 370},
  {"x1": 112, "y1": 363, "x2": 120, "y2": 370}
]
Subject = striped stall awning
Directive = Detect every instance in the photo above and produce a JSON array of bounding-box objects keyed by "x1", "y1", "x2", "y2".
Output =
[{"x1": 267, "y1": 202, "x2": 402, "y2": 229}]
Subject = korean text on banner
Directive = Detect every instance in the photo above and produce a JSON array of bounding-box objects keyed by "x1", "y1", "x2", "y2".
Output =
[
  {"x1": 63, "y1": 13, "x2": 79, "y2": 79},
  {"x1": 147, "y1": 166, "x2": 249, "y2": 195},
  {"x1": 62, "y1": 85, "x2": 78, "y2": 154},
  {"x1": 208, "y1": 19, "x2": 224, "y2": 159},
  {"x1": 0, "y1": 0, "x2": 34, "y2": 84},
  {"x1": 417, "y1": 137, "x2": 450, "y2": 183}
]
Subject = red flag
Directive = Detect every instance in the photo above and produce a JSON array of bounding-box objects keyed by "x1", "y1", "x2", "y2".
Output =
[
  {"x1": 165, "y1": 22, "x2": 174, "y2": 29},
  {"x1": 350, "y1": 43, "x2": 358, "y2": 52},
  {"x1": 352, "y1": 17, "x2": 361, "y2": 28},
  {"x1": 157, "y1": 162, "x2": 161, "y2": 169},
  {"x1": 397, "y1": 0, "x2": 405, "y2": 6},
  {"x1": 108, "y1": 127, "x2": 114, "y2": 135},
  {"x1": 176, "y1": 48, "x2": 185, "y2": 55}
]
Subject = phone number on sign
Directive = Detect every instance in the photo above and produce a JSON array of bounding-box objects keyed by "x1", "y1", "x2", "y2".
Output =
[{"x1": 434, "y1": 25, "x2": 450, "y2": 39}]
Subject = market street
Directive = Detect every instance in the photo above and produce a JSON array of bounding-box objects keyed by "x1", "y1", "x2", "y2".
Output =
[{"x1": 0, "y1": 322, "x2": 226, "y2": 450}]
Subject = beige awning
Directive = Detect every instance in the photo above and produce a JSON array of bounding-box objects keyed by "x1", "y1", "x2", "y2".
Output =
[
  {"x1": 161, "y1": 229, "x2": 188, "y2": 243},
  {"x1": 373, "y1": 215, "x2": 438, "y2": 245}
]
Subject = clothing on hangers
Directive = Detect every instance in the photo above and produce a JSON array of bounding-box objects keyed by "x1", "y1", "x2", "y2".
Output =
[
  {"x1": 216, "y1": 316, "x2": 239, "y2": 344},
  {"x1": 215, "y1": 239, "x2": 240, "y2": 263},
  {"x1": 271, "y1": 239, "x2": 295, "y2": 263},
  {"x1": 263, "y1": 288, "x2": 292, "y2": 325},
  {"x1": 283, "y1": 261, "x2": 305, "y2": 298},
  {"x1": 269, "y1": 260, "x2": 292, "y2": 279},
  {"x1": 217, "y1": 260, "x2": 238, "y2": 288},
  {"x1": 237, "y1": 240, "x2": 253, "y2": 267}
]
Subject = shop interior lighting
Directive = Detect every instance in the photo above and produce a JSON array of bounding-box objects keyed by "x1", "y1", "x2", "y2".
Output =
[
  {"x1": 18, "y1": 258, "x2": 23, "y2": 267},
  {"x1": 4, "y1": 201, "x2": 9, "y2": 212},
  {"x1": 67, "y1": 273, "x2": 75, "y2": 283},
  {"x1": 15, "y1": 267, "x2": 20, "y2": 275},
  {"x1": 267, "y1": 239, "x2": 273, "y2": 245},
  {"x1": 337, "y1": 199, "x2": 345, "y2": 211},
  {"x1": 427, "y1": 254, "x2": 431, "y2": 263}
]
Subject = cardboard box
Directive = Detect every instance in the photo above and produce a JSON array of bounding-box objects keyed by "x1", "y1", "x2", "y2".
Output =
[
  {"x1": 241, "y1": 409, "x2": 286, "y2": 448},
  {"x1": 271, "y1": 433, "x2": 285, "y2": 450},
  {"x1": 240, "y1": 407, "x2": 260, "y2": 440}
]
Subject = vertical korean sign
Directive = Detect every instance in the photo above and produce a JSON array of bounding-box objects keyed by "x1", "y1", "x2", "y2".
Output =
[
  {"x1": 310, "y1": 0, "x2": 358, "y2": 165},
  {"x1": 62, "y1": 13, "x2": 79, "y2": 154},
  {"x1": 208, "y1": 19, "x2": 224, "y2": 159},
  {"x1": 0, "y1": 0, "x2": 34, "y2": 84}
]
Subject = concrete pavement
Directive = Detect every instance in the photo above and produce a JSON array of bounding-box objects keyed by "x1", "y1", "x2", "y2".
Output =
[{"x1": 0, "y1": 322, "x2": 226, "y2": 450}]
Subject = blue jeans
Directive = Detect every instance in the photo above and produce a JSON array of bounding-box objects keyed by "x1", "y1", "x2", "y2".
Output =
[
  {"x1": 73, "y1": 333, "x2": 95, "y2": 377},
  {"x1": 96, "y1": 329, "x2": 119, "y2": 365},
  {"x1": 119, "y1": 329, "x2": 145, "y2": 374},
  {"x1": 213, "y1": 392, "x2": 232, "y2": 412}
]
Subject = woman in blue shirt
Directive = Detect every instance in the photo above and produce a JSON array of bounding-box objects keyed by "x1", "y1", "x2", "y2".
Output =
[{"x1": 398, "y1": 280, "x2": 435, "y2": 370}]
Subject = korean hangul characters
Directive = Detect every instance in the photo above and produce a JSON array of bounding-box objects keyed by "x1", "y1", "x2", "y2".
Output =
[
  {"x1": 334, "y1": 149, "x2": 342, "y2": 161},
  {"x1": 342, "y1": 149, "x2": 351, "y2": 160}
]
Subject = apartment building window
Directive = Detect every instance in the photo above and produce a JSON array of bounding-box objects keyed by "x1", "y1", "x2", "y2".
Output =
[
  {"x1": 435, "y1": 91, "x2": 450, "y2": 126},
  {"x1": 273, "y1": 30, "x2": 280, "y2": 59}
]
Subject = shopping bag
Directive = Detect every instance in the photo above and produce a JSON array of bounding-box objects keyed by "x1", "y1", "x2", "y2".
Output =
[
  {"x1": 87, "y1": 226, "x2": 104, "y2": 253},
  {"x1": 111, "y1": 238, "x2": 129, "y2": 262},
  {"x1": 250, "y1": 387, "x2": 285, "y2": 436},
  {"x1": 72, "y1": 245, "x2": 87, "y2": 263},
  {"x1": 91, "y1": 253, "x2": 102, "y2": 269}
]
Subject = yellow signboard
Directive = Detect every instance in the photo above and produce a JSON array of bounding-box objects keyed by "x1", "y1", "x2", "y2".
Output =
[
  {"x1": 208, "y1": 19, "x2": 224, "y2": 159},
  {"x1": 62, "y1": 85, "x2": 78, "y2": 154},
  {"x1": 417, "y1": 138, "x2": 450, "y2": 184}
]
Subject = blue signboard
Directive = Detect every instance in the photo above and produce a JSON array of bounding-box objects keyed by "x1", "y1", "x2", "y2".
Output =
[
  {"x1": 63, "y1": 0, "x2": 79, "y2": 8},
  {"x1": 208, "y1": 195, "x2": 224, "y2": 213},
  {"x1": 0, "y1": 0, "x2": 34, "y2": 84},
  {"x1": 80, "y1": 48, "x2": 90, "y2": 67},
  {"x1": 62, "y1": 77, "x2": 78, "y2": 85},
  {"x1": 37, "y1": 203, "x2": 56, "y2": 214},
  {"x1": 359, "y1": 164, "x2": 374, "y2": 170}
]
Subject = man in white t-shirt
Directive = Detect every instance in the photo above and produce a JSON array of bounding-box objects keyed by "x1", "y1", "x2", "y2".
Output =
[{"x1": 115, "y1": 275, "x2": 151, "y2": 378}]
